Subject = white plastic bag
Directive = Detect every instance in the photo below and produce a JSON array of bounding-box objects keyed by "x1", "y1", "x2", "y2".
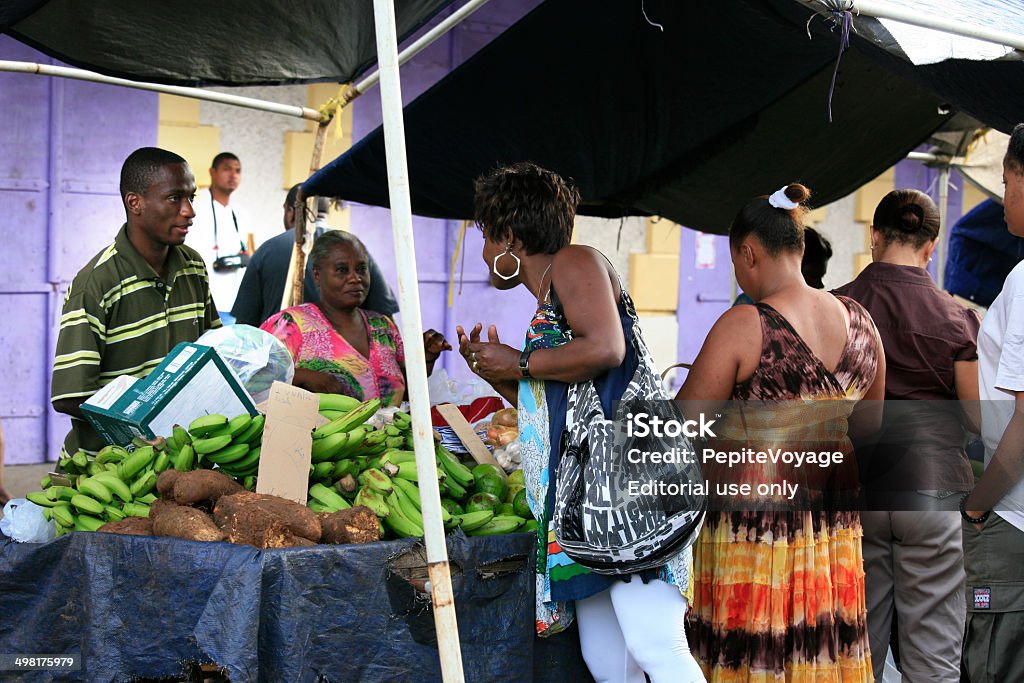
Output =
[
  {"x1": 427, "y1": 367, "x2": 494, "y2": 406},
  {"x1": 0, "y1": 499, "x2": 56, "y2": 543},
  {"x1": 197, "y1": 325, "x2": 295, "y2": 404}
]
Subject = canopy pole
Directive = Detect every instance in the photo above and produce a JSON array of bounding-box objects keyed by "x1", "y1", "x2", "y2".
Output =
[
  {"x1": 0, "y1": 60, "x2": 323, "y2": 121},
  {"x1": 936, "y1": 165, "x2": 952, "y2": 288},
  {"x1": 282, "y1": 121, "x2": 331, "y2": 311},
  {"x1": 342, "y1": 0, "x2": 492, "y2": 107},
  {"x1": 810, "y1": 0, "x2": 1024, "y2": 52},
  {"x1": 283, "y1": 0, "x2": 492, "y2": 308},
  {"x1": 372, "y1": 1, "x2": 465, "y2": 681}
]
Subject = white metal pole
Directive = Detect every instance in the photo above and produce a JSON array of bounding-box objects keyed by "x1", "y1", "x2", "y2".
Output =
[
  {"x1": 371, "y1": 1, "x2": 465, "y2": 681},
  {"x1": 0, "y1": 60, "x2": 323, "y2": 121},
  {"x1": 849, "y1": 0, "x2": 1024, "y2": 52},
  {"x1": 937, "y1": 165, "x2": 952, "y2": 288}
]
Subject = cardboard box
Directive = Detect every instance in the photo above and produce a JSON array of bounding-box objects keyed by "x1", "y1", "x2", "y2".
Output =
[{"x1": 82, "y1": 342, "x2": 258, "y2": 447}]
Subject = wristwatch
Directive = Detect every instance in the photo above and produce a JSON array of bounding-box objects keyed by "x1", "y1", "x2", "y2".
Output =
[
  {"x1": 519, "y1": 348, "x2": 533, "y2": 378},
  {"x1": 959, "y1": 493, "x2": 990, "y2": 524}
]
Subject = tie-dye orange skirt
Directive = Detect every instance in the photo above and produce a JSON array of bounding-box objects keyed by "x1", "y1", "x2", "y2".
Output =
[{"x1": 686, "y1": 510, "x2": 873, "y2": 683}]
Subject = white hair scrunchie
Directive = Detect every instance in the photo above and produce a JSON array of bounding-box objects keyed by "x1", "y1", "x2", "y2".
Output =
[{"x1": 768, "y1": 186, "x2": 799, "y2": 210}]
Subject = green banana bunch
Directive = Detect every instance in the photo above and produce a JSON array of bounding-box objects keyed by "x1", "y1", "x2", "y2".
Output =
[
  {"x1": 383, "y1": 492, "x2": 424, "y2": 538},
  {"x1": 312, "y1": 398, "x2": 381, "y2": 439},
  {"x1": 310, "y1": 462, "x2": 335, "y2": 481},
  {"x1": 317, "y1": 393, "x2": 362, "y2": 414},
  {"x1": 217, "y1": 447, "x2": 261, "y2": 478},
  {"x1": 455, "y1": 509, "x2": 494, "y2": 531},
  {"x1": 392, "y1": 411, "x2": 412, "y2": 432},
  {"x1": 188, "y1": 414, "x2": 229, "y2": 439},
  {"x1": 173, "y1": 444, "x2": 196, "y2": 471},
  {"x1": 233, "y1": 414, "x2": 265, "y2": 445},
  {"x1": 74, "y1": 515, "x2": 106, "y2": 532},
  {"x1": 465, "y1": 515, "x2": 525, "y2": 536},
  {"x1": 308, "y1": 482, "x2": 351, "y2": 512},
  {"x1": 310, "y1": 432, "x2": 350, "y2": 463},
  {"x1": 358, "y1": 468, "x2": 394, "y2": 496},
  {"x1": 96, "y1": 445, "x2": 128, "y2": 465},
  {"x1": 89, "y1": 472, "x2": 133, "y2": 503},
  {"x1": 117, "y1": 446, "x2": 155, "y2": 481},
  {"x1": 192, "y1": 434, "x2": 232, "y2": 455},
  {"x1": 354, "y1": 487, "x2": 391, "y2": 518},
  {"x1": 224, "y1": 413, "x2": 254, "y2": 438},
  {"x1": 202, "y1": 442, "x2": 250, "y2": 465},
  {"x1": 436, "y1": 445, "x2": 474, "y2": 488}
]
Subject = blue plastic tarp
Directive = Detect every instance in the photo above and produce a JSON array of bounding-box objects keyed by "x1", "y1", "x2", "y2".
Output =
[{"x1": 0, "y1": 529, "x2": 588, "y2": 682}]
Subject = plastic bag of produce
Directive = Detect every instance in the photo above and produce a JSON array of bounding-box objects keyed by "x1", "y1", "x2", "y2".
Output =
[
  {"x1": 427, "y1": 367, "x2": 494, "y2": 406},
  {"x1": 197, "y1": 325, "x2": 294, "y2": 404},
  {"x1": 0, "y1": 499, "x2": 56, "y2": 543}
]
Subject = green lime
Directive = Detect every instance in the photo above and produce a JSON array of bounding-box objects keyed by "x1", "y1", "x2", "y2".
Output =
[
  {"x1": 513, "y1": 488, "x2": 532, "y2": 519},
  {"x1": 465, "y1": 492, "x2": 501, "y2": 513},
  {"x1": 507, "y1": 469, "x2": 525, "y2": 487},
  {"x1": 475, "y1": 473, "x2": 508, "y2": 502},
  {"x1": 440, "y1": 498, "x2": 464, "y2": 516}
]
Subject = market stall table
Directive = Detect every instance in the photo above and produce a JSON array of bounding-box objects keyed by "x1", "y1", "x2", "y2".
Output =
[{"x1": 0, "y1": 529, "x2": 589, "y2": 682}]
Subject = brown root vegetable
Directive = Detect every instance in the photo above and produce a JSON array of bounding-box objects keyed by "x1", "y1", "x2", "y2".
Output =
[
  {"x1": 172, "y1": 469, "x2": 244, "y2": 506},
  {"x1": 151, "y1": 505, "x2": 225, "y2": 542},
  {"x1": 149, "y1": 498, "x2": 179, "y2": 517},
  {"x1": 214, "y1": 492, "x2": 321, "y2": 546},
  {"x1": 284, "y1": 535, "x2": 317, "y2": 548},
  {"x1": 156, "y1": 469, "x2": 181, "y2": 498},
  {"x1": 97, "y1": 517, "x2": 154, "y2": 536},
  {"x1": 318, "y1": 506, "x2": 381, "y2": 545}
]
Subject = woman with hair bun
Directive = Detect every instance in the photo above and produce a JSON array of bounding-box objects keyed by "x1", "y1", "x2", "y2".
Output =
[
  {"x1": 836, "y1": 189, "x2": 980, "y2": 681},
  {"x1": 677, "y1": 183, "x2": 885, "y2": 681}
]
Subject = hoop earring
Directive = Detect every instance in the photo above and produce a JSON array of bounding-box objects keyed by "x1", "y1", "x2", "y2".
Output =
[{"x1": 492, "y1": 245, "x2": 521, "y2": 280}]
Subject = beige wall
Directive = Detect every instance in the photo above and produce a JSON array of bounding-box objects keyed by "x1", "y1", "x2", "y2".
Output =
[{"x1": 157, "y1": 83, "x2": 354, "y2": 252}]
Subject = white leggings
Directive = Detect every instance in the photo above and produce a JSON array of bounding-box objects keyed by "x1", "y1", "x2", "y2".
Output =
[{"x1": 576, "y1": 578, "x2": 705, "y2": 683}]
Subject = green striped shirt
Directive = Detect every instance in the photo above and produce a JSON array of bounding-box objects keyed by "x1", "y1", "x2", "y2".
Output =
[{"x1": 52, "y1": 224, "x2": 222, "y2": 455}]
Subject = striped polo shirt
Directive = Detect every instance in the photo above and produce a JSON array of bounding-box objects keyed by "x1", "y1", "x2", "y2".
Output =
[{"x1": 51, "y1": 224, "x2": 222, "y2": 455}]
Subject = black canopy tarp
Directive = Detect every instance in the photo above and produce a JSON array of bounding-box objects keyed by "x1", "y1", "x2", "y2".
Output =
[
  {"x1": 304, "y1": 0, "x2": 1024, "y2": 234},
  {"x1": 2, "y1": 0, "x2": 454, "y2": 86}
]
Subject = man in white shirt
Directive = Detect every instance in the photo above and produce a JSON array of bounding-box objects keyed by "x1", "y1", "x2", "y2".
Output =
[
  {"x1": 190, "y1": 152, "x2": 247, "y2": 321},
  {"x1": 962, "y1": 122, "x2": 1024, "y2": 682}
]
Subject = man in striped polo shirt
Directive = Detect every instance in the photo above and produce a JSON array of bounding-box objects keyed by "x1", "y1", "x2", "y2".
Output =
[{"x1": 51, "y1": 147, "x2": 222, "y2": 455}]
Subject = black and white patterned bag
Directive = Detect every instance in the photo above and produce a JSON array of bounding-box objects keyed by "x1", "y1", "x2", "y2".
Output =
[{"x1": 552, "y1": 289, "x2": 706, "y2": 575}]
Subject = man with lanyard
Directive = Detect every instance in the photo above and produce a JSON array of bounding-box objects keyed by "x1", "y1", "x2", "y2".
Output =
[
  {"x1": 51, "y1": 147, "x2": 221, "y2": 456},
  {"x1": 190, "y1": 152, "x2": 247, "y2": 323}
]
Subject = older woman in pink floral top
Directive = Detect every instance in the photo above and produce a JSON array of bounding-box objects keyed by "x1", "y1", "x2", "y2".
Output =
[{"x1": 261, "y1": 231, "x2": 448, "y2": 405}]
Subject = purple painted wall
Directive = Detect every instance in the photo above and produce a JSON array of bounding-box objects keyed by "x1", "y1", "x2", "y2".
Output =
[
  {"x1": 349, "y1": 1, "x2": 542, "y2": 385},
  {"x1": 674, "y1": 230, "x2": 732, "y2": 390},
  {"x1": 0, "y1": 37, "x2": 158, "y2": 464}
]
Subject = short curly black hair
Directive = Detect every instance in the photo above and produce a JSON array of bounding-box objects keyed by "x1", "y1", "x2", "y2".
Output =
[{"x1": 473, "y1": 162, "x2": 581, "y2": 254}]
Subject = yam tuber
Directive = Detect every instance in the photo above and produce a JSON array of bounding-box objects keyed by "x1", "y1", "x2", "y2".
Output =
[
  {"x1": 151, "y1": 504, "x2": 225, "y2": 542},
  {"x1": 318, "y1": 506, "x2": 381, "y2": 545},
  {"x1": 172, "y1": 469, "x2": 244, "y2": 506}
]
